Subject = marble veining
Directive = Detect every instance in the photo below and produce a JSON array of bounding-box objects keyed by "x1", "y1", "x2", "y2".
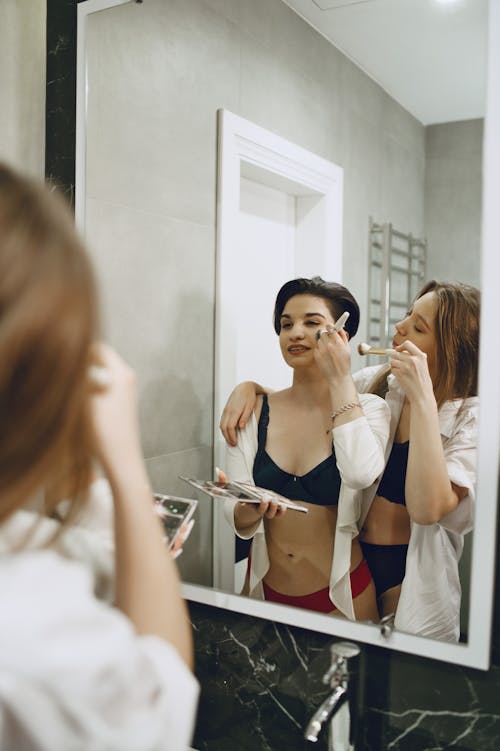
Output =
[
  {"x1": 47, "y1": 32, "x2": 71, "y2": 58},
  {"x1": 45, "y1": 0, "x2": 77, "y2": 205},
  {"x1": 190, "y1": 604, "x2": 330, "y2": 750},
  {"x1": 190, "y1": 601, "x2": 500, "y2": 750},
  {"x1": 369, "y1": 707, "x2": 500, "y2": 750}
]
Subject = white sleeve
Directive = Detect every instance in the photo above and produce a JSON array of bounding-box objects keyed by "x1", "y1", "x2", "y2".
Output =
[
  {"x1": 225, "y1": 439, "x2": 255, "y2": 484},
  {"x1": 50, "y1": 477, "x2": 114, "y2": 540},
  {"x1": 331, "y1": 393, "x2": 390, "y2": 489},
  {"x1": 0, "y1": 552, "x2": 199, "y2": 751},
  {"x1": 69, "y1": 476, "x2": 115, "y2": 534},
  {"x1": 0, "y1": 479, "x2": 116, "y2": 603},
  {"x1": 53, "y1": 478, "x2": 116, "y2": 601},
  {"x1": 352, "y1": 365, "x2": 385, "y2": 394},
  {"x1": 223, "y1": 415, "x2": 262, "y2": 539},
  {"x1": 439, "y1": 405, "x2": 478, "y2": 535}
]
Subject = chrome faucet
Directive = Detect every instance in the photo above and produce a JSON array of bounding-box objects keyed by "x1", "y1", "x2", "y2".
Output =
[{"x1": 304, "y1": 641, "x2": 361, "y2": 750}]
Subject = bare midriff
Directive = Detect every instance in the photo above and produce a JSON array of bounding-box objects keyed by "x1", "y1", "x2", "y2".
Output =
[
  {"x1": 262, "y1": 502, "x2": 364, "y2": 595},
  {"x1": 360, "y1": 495, "x2": 411, "y2": 545}
]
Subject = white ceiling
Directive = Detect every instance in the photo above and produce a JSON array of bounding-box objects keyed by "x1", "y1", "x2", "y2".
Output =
[{"x1": 282, "y1": 0, "x2": 488, "y2": 125}]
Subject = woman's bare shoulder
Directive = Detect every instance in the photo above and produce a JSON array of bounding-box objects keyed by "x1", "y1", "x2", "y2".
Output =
[
  {"x1": 266, "y1": 388, "x2": 292, "y2": 407},
  {"x1": 254, "y1": 388, "x2": 291, "y2": 420}
]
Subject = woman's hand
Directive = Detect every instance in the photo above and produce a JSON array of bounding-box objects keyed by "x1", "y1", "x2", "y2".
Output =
[
  {"x1": 314, "y1": 328, "x2": 352, "y2": 385},
  {"x1": 390, "y1": 341, "x2": 435, "y2": 405},
  {"x1": 88, "y1": 344, "x2": 193, "y2": 666},
  {"x1": 219, "y1": 381, "x2": 261, "y2": 446},
  {"x1": 234, "y1": 496, "x2": 287, "y2": 532},
  {"x1": 216, "y1": 468, "x2": 286, "y2": 532},
  {"x1": 171, "y1": 519, "x2": 196, "y2": 560},
  {"x1": 88, "y1": 343, "x2": 143, "y2": 481}
]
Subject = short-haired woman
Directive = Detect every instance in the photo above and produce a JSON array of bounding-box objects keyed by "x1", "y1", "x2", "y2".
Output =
[{"x1": 222, "y1": 277, "x2": 390, "y2": 621}]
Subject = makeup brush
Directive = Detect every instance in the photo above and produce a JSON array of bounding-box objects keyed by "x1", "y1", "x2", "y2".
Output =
[
  {"x1": 315, "y1": 311, "x2": 350, "y2": 340},
  {"x1": 357, "y1": 342, "x2": 396, "y2": 356},
  {"x1": 333, "y1": 311, "x2": 350, "y2": 331}
]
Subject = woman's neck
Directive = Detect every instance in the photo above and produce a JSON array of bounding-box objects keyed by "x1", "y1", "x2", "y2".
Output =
[{"x1": 289, "y1": 367, "x2": 330, "y2": 406}]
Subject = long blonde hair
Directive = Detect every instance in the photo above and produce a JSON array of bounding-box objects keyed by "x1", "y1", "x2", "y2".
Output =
[
  {"x1": 0, "y1": 163, "x2": 98, "y2": 527},
  {"x1": 369, "y1": 280, "x2": 480, "y2": 407}
]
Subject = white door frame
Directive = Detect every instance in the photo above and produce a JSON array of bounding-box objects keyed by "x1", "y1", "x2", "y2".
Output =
[{"x1": 213, "y1": 109, "x2": 344, "y2": 590}]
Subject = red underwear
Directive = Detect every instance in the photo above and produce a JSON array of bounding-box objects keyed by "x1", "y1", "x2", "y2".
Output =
[{"x1": 261, "y1": 558, "x2": 372, "y2": 613}]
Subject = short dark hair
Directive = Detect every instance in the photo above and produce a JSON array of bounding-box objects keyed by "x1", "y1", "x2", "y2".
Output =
[{"x1": 273, "y1": 276, "x2": 360, "y2": 339}]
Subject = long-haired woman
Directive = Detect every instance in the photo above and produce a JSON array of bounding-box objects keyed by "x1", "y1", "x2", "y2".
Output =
[{"x1": 0, "y1": 163, "x2": 198, "y2": 748}]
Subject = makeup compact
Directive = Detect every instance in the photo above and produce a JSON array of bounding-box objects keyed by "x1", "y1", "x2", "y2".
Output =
[
  {"x1": 180, "y1": 476, "x2": 308, "y2": 513},
  {"x1": 153, "y1": 494, "x2": 198, "y2": 548}
]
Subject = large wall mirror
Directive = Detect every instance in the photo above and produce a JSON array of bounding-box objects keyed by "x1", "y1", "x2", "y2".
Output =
[{"x1": 76, "y1": 0, "x2": 500, "y2": 669}]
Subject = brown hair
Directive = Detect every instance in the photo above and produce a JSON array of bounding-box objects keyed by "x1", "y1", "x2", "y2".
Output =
[
  {"x1": 0, "y1": 163, "x2": 98, "y2": 528},
  {"x1": 369, "y1": 280, "x2": 480, "y2": 407},
  {"x1": 273, "y1": 276, "x2": 360, "y2": 339}
]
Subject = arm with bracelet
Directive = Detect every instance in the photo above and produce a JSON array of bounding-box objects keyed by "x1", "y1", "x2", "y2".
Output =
[{"x1": 314, "y1": 321, "x2": 388, "y2": 489}]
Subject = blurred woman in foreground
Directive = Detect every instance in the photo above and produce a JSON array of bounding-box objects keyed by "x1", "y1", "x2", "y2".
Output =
[{"x1": 0, "y1": 163, "x2": 198, "y2": 749}]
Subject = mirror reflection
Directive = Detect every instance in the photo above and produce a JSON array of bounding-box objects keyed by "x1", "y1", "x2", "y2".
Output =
[{"x1": 80, "y1": 0, "x2": 486, "y2": 649}]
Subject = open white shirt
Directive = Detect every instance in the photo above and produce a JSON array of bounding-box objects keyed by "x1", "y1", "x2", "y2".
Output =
[
  {"x1": 354, "y1": 365, "x2": 478, "y2": 641},
  {"x1": 0, "y1": 480, "x2": 199, "y2": 750},
  {"x1": 224, "y1": 393, "x2": 390, "y2": 619}
]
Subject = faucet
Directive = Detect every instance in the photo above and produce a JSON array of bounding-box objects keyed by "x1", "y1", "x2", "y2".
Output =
[{"x1": 304, "y1": 641, "x2": 361, "y2": 750}]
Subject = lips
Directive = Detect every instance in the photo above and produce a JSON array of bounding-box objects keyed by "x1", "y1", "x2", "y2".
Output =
[{"x1": 288, "y1": 345, "x2": 309, "y2": 354}]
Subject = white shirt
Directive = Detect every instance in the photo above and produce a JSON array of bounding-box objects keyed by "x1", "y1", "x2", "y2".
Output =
[
  {"x1": 354, "y1": 365, "x2": 478, "y2": 641},
  {"x1": 224, "y1": 393, "x2": 390, "y2": 619},
  {"x1": 0, "y1": 478, "x2": 116, "y2": 602},
  {"x1": 0, "y1": 481, "x2": 199, "y2": 750}
]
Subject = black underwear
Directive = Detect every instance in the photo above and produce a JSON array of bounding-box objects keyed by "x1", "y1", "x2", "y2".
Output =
[
  {"x1": 376, "y1": 441, "x2": 409, "y2": 505},
  {"x1": 359, "y1": 540, "x2": 408, "y2": 598},
  {"x1": 252, "y1": 395, "x2": 341, "y2": 506}
]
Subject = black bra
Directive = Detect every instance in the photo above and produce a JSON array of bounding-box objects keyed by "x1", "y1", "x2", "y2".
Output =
[
  {"x1": 252, "y1": 395, "x2": 341, "y2": 507},
  {"x1": 376, "y1": 441, "x2": 409, "y2": 505}
]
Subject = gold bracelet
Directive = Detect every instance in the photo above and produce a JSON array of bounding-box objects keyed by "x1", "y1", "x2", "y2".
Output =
[{"x1": 329, "y1": 400, "x2": 361, "y2": 425}]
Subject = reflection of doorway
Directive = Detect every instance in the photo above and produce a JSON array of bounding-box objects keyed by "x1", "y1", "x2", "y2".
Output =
[
  {"x1": 234, "y1": 177, "x2": 297, "y2": 591},
  {"x1": 236, "y1": 177, "x2": 298, "y2": 391},
  {"x1": 214, "y1": 110, "x2": 344, "y2": 590}
]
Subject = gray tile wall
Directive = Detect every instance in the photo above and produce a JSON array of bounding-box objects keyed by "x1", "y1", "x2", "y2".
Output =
[
  {"x1": 425, "y1": 119, "x2": 483, "y2": 286},
  {"x1": 0, "y1": 0, "x2": 46, "y2": 178}
]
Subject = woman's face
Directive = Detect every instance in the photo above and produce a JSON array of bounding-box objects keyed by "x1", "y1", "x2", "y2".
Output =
[
  {"x1": 393, "y1": 291, "x2": 439, "y2": 378},
  {"x1": 278, "y1": 294, "x2": 336, "y2": 368}
]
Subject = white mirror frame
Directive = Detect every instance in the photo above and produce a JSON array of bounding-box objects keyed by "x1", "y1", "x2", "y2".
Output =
[{"x1": 76, "y1": 0, "x2": 500, "y2": 669}]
